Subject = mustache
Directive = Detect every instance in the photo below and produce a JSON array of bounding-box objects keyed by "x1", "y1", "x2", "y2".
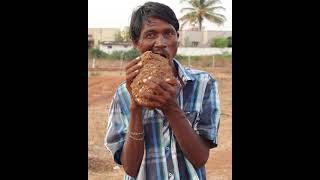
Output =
[{"x1": 151, "y1": 50, "x2": 169, "y2": 59}]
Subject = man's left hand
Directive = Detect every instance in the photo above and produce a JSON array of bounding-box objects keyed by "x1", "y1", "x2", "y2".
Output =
[{"x1": 137, "y1": 76, "x2": 179, "y2": 111}]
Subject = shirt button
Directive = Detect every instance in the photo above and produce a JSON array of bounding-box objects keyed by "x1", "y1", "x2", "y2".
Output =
[
  {"x1": 169, "y1": 172, "x2": 173, "y2": 177},
  {"x1": 166, "y1": 146, "x2": 170, "y2": 151}
]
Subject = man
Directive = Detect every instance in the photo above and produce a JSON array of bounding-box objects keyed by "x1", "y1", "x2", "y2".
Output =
[{"x1": 105, "y1": 2, "x2": 220, "y2": 179}]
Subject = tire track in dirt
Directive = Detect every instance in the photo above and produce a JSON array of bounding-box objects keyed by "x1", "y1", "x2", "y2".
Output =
[{"x1": 89, "y1": 77, "x2": 124, "y2": 106}]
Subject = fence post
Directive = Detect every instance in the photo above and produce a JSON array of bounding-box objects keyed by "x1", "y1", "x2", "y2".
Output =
[
  {"x1": 92, "y1": 58, "x2": 96, "y2": 69},
  {"x1": 120, "y1": 52, "x2": 124, "y2": 75},
  {"x1": 188, "y1": 55, "x2": 191, "y2": 67},
  {"x1": 212, "y1": 55, "x2": 215, "y2": 70}
]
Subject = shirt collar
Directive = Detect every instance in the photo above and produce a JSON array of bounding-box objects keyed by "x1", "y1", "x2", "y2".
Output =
[{"x1": 173, "y1": 58, "x2": 195, "y2": 85}]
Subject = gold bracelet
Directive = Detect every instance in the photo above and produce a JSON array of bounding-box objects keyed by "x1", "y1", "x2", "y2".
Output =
[{"x1": 128, "y1": 134, "x2": 144, "y2": 141}]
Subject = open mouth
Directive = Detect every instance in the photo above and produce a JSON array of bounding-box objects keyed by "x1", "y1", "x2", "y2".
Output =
[{"x1": 154, "y1": 52, "x2": 168, "y2": 59}]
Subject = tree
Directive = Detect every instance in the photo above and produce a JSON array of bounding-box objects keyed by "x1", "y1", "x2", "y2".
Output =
[
  {"x1": 114, "y1": 31, "x2": 124, "y2": 42},
  {"x1": 179, "y1": 0, "x2": 226, "y2": 31},
  {"x1": 210, "y1": 37, "x2": 228, "y2": 48},
  {"x1": 121, "y1": 27, "x2": 130, "y2": 42},
  {"x1": 114, "y1": 28, "x2": 130, "y2": 42}
]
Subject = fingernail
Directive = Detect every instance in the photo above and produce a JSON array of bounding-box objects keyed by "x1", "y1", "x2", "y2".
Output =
[
  {"x1": 139, "y1": 89, "x2": 142, "y2": 92},
  {"x1": 135, "y1": 70, "x2": 139, "y2": 73},
  {"x1": 135, "y1": 56, "x2": 140, "y2": 60},
  {"x1": 138, "y1": 62, "x2": 142, "y2": 66},
  {"x1": 148, "y1": 76, "x2": 152, "y2": 79},
  {"x1": 143, "y1": 79, "x2": 147, "y2": 83},
  {"x1": 165, "y1": 78, "x2": 170, "y2": 81}
]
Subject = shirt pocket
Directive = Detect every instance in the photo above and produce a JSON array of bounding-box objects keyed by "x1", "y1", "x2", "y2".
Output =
[{"x1": 185, "y1": 111, "x2": 199, "y2": 128}]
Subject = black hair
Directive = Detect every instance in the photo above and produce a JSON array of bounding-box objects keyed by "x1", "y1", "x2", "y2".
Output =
[{"x1": 129, "y1": 1, "x2": 179, "y2": 44}]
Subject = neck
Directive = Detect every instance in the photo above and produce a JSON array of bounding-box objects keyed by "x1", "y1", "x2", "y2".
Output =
[{"x1": 170, "y1": 60, "x2": 178, "y2": 77}]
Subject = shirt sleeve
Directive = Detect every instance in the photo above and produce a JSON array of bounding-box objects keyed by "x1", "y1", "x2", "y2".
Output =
[
  {"x1": 194, "y1": 77, "x2": 221, "y2": 148},
  {"x1": 104, "y1": 90, "x2": 129, "y2": 165},
  {"x1": 124, "y1": 174, "x2": 137, "y2": 180}
]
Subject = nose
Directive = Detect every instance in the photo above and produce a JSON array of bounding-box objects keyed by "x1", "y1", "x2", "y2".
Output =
[{"x1": 154, "y1": 35, "x2": 167, "y2": 48}]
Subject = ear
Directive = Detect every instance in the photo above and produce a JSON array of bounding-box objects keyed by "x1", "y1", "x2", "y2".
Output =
[
  {"x1": 133, "y1": 42, "x2": 142, "y2": 54},
  {"x1": 133, "y1": 41, "x2": 139, "y2": 49}
]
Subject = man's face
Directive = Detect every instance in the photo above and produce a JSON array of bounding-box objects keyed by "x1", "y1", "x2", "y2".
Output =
[{"x1": 134, "y1": 17, "x2": 179, "y2": 61}]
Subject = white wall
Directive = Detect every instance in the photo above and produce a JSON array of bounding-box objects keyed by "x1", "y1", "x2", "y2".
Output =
[
  {"x1": 99, "y1": 45, "x2": 133, "y2": 54},
  {"x1": 177, "y1": 47, "x2": 232, "y2": 56},
  {"x1": 100, "y1": 45, "x2": 232, "y2": 56}
]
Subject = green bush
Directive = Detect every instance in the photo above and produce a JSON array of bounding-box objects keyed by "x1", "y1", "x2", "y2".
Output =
[
  {"x1": 210, "y1": 37, "x2": 229, "y2": 48},
  {"x1": 108, "y1": 51, "x2": 122, "y2": 60},
  {"x1": 101, "y1": 48, "x2": 140, "y2": 60},
  {"x1": 123, "y1": 48, "x2": 140, "y2": 60},
  {"x1": 88, "y1": 48, "x2": 108, "y2": 59},
  {"x1": 175, "y1": 54, "x2": 185, "y2": 61},
  {"x1": 227, "y1": 36, "x2": 232, "y2": 47},
  {"x1": 88, "y1": 48, "x2": 139, "y2": 60}
]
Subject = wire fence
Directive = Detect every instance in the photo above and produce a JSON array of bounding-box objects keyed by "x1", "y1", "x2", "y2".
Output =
[{"x1": 88, "y1": 55, "x2": 231, "y2": 73}]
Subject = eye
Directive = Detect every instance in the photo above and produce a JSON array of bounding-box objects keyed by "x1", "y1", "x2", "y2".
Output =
[
  {"x1": 145, "y1": 33, "x2": 156, "y2": 39},
  {"x1": 165, "y1": 30, "x2": 175, "y2": 37},
  {"x1": 167, "y1": 31, "x2": 173, "y2": 35}
]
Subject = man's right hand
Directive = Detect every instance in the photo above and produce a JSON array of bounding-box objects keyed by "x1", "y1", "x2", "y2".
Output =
[
  {"x1": 122, "y1": 58, "x2": 145, "y2": 178},
  {"x1": 125, "y1": 56, "x2": 143, "y2": 108}
]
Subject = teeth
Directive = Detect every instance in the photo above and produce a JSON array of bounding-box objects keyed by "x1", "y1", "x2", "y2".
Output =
[{"x1": 154, "y1": 52, "x2": 166, "y2": 58}]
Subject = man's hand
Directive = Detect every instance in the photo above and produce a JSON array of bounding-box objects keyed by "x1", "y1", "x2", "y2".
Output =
[
  {"x1": 137, "y1": 76, "x2": 179, "y2": 112},
  {"x1": 125, "y1": 57, "x2": 143, "y2": 108},
  {"x1": 139, "y1": 76, "x2": 210, "y2": 168},
  {"x1": 121, "y1": 57, "x2": 145, "y2": 177}
]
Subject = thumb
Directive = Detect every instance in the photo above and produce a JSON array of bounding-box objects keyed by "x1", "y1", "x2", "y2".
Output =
[{"x1": 165, "y1": 78, "x2": 178, "y2": 86}]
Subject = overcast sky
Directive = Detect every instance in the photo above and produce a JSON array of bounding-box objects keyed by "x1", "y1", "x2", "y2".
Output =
[{"x1": 88, "y1": 0, "x2": 232, "y2": 31}]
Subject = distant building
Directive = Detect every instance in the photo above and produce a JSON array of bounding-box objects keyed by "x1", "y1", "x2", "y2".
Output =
[
  {"x1": 178, "y1": 30, "x2": 232, "y2": 47},
  {"x1": 99, "y1": 41, "x2": 133, "y2": 54},
  {"x1": 88, "y1": 28, "x2": 120, "y2": 47},
  {"x1": 88, "y1": 28, "x2": 232, "y2": 48}
]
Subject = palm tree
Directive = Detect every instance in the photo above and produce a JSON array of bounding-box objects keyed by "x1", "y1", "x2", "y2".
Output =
[{"x1": 179, "y1": 0, "x2": 226, "y2": 31}]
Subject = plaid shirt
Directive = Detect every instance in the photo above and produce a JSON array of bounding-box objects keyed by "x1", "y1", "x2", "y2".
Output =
[{"x1": 105, "y1": 59, "x2": 220, "y2": 180}]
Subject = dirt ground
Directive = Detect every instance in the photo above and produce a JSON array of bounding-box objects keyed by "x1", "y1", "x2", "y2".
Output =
[{"x1": 88, "y1": 61, "x2": 232, "y2": 180}]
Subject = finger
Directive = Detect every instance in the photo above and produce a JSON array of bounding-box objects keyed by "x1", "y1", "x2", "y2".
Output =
[
  {"x1": 125, "y1": 56, "x2": 141, "y2": 71},
  {"x1": 135, "y1": 97, "x2": 142, "y2": 105},
  {"x1": 142, "y1": 78, "x2": 166, "y2": 95},
  {"x1": 147, "y1": 76, "x2": 178, "y2": 92},
  {"x1": 145, "y1": 102, "x2": 161, "y2": 109},
  {"x1": 126, "y1": 70, "x2": 140, "y2": 83},
  {"x1": 139, "y1": 91, "x2": 167, "y2": 104},
  {"x1": 126, "y1": 61, "x2": 142, "y2": 75},
  {"x1": 136, "y1": 97, "x2": 161, "y2": 109},
  {"x1": 162, "y1": 78, "x2": 179, "y2": 96},
  {"x1": 162, "y1": 78, "x2": 179, "y2": 92},
  {"x1": 165, "y1": 78, "x2": 178, "y2": 86}
]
